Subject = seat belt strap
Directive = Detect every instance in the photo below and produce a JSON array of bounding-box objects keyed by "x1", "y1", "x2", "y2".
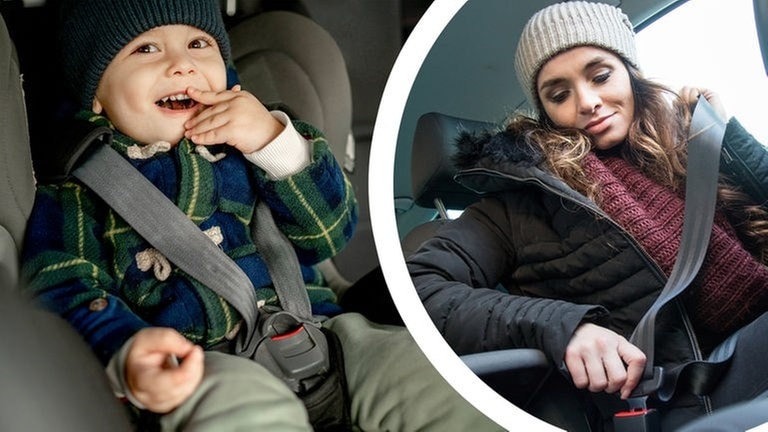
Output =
[
  {"x1": 628, "y1": 97, "x2": 726, "y2": 398},
  {"x1": 72, "y1": 143, "x2": 258, "y2": 327},
  {"x1": 251, "y1": 200, "x2": 312, "y2": 319},
  {"x1": 72, "y1": 142, "x2": 315, "y2": 354},
  {"x1": 613, "y1": 97, "x2": 726, "y2": 432}
]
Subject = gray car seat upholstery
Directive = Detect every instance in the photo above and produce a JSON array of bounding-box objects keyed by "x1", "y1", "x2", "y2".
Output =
[
  {"x1": 228, "y1": 10, "x2": 357, "y2": 293},
  {"x1": 0, "y1": 14, "x2": 133, "y2": 431},
  {"x1": 0, "y1": 284, "x2": 133, "y2": 432},
  {"x1": 228, "y1": 10, "x2": 354, "y2": 172},
  {"x1": 226, "y1": 1, "x2": 414, "y2": 286},
  {"x1": 0, "y1": 14, "x2": 34, "y2": 288},
  {"x1": 301, "y1": 1, "x2": 407, "y2": 285}
]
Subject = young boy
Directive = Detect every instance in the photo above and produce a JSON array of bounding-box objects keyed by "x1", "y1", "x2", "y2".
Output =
[{"x1": 21, "y1": 0, "x2": 500, "y2": 430}]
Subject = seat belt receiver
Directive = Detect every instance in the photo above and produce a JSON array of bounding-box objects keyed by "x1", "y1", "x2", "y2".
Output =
[
  {"x1": 265, "y1": 323, "x2": 330, "y2": 381},
  {"x1": 613, "y1": 407, "x2": 660, "y2": 432},
  {"x1": 615, "y1": 371, "x2": 663, "y2": 432},
  {"x1": 254, "y1": 310, "x2": 331, "y2": 393}
]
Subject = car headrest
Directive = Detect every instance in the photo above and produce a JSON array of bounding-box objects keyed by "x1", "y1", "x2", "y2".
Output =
[
  {"x1": 0, "y1": 15, "x2": 35, "y2": 259},
  {"x1": 228, "y1": 10, "x2": 353, "y2": 171},
  {"x1": 410, "y1": 112, "x2": 496, "y2": 210}
]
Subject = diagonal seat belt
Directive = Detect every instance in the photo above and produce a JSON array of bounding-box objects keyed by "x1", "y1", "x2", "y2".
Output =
[
  {"x1": 71, "y1": 138, "x2": 319, "y2": 364},
  {"x1": 614, "y1": 97, "x2": 727, "y2": 430}
]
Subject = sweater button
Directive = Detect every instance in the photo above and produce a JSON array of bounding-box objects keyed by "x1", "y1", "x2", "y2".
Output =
[{"x1": 89, "y1": 298, "x2": 108, "y2": 312}]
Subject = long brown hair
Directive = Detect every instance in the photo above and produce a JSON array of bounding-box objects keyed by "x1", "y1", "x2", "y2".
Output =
[{"x1": 505, "y1": 62, "x2": 768, "y2": 263}]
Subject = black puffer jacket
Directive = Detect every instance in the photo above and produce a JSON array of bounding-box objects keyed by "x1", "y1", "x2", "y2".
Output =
[{"x1": 407, "y1": 118, "x2": 768, "y2": 379}]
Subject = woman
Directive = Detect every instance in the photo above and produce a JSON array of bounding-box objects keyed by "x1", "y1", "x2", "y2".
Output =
[{"x1": 407, "y1": 1, "x2": 768, "y2": 430}]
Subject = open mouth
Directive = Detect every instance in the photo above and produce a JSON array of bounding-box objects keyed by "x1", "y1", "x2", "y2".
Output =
[{"x1": 156, "y1": 93, "x2": 197, "y2": 110}]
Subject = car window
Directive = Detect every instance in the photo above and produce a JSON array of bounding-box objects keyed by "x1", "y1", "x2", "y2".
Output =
[{"x1": 635, "y1": 0, "x2": 768, "y2": 144}]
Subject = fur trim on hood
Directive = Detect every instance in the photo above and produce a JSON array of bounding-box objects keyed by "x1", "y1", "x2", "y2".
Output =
[{"x1": 452, "y1": 128, "x2": 546, "y2": 171}]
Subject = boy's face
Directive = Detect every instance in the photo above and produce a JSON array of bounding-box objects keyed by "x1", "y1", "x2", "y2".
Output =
[{"x1": 92, "y1": 25, "x2": 227, "y2": 144}]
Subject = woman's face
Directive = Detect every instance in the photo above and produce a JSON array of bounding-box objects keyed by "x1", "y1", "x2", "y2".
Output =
[{"x1": 536, "y1": 46, "x2": 635, "y2": 150}]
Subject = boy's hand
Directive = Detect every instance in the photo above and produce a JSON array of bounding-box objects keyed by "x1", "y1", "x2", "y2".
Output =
[
  {"x1": 564, "y1": 323, "x2": 646, "y2": 400},
  {"x1": 184, "y1": 85, "x2": 285, "y2": 153},
  {"x1": 124, "y1": 327, "x2": 204, "y2": 413}
]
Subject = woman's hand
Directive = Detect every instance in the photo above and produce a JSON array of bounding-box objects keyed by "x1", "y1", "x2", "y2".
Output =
[
  {"x1": 124, "y1": 327, "x2": 205, "y2": 413},
  {"x1": 679, "y1": 86, "x2": 728, "y2": 122},
  {"x1": 564, "y1": 323, "x2": 646, "y2": 400}
]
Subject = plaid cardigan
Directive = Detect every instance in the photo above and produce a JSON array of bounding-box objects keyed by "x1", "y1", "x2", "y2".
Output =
[{"x1": 22, "y1": 113, "x2": 358, "y2": 364}]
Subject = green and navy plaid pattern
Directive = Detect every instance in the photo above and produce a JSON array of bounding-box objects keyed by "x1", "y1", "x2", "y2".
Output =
[{"x1": 22, "y1": 112, "x2": 358, "y2": 364}]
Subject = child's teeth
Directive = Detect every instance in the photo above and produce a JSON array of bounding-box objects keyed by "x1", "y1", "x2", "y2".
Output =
[{"x1": 162, "y1": 93, "x2": 189, "y2": 102}]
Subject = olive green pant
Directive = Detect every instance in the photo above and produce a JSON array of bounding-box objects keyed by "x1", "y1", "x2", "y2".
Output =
[{"x1": 157, "y1": 313, "x2": 501, "y2": 431}]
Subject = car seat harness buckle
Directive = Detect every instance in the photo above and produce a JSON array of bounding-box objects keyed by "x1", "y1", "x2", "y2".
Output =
[{"x1": 245, "y1": 308, "x2": 331, "y2": 394}]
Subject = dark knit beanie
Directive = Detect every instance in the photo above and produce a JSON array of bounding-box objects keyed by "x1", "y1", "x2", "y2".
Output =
[{"x1": 58, "y1": 0, "x2": 232, "y2": 109}]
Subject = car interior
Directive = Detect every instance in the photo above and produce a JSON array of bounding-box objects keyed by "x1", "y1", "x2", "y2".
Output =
[
  {"x1": 394, "y1": 0, "x2": 768, "y2": 430},
  {"x1": 2, "y1": 0, "x2": 768, "y2": 430},
  {"x1": 0, "y1": 12, "x2": 134, "y2": 431},
  {"x1": 394, "y1": 0, "x2": 768, "y2": 235},
  {"x1": 0, "y1": 0, "x2": 430, "y2": 429},
  {"x1": 2, "y1": 0, "x2": 433, "y2": 287}
]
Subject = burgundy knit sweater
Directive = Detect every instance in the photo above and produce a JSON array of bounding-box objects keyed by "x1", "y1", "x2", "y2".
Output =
[{"x1": 583, "y1": 153, "x2": 768, "y2": 338}]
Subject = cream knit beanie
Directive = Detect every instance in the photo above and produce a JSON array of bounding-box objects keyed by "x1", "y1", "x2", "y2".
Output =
[{"x1": 514, "y1": 1, "x2": 638, "y2": 108}]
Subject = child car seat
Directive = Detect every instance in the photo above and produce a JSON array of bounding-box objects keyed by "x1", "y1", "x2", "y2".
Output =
[
  {"x1": 0, "y1": 13, "x2": 133, "y2": 431},
  {"x1": 228, "y1": 10, "x2": 358, "y2": 294},
  {"x1": 228, "y1": 10, "x2": 353, "y2": 173},
  {"x1": 0, "y1": 12, "x2": 34, "y2": 288}
]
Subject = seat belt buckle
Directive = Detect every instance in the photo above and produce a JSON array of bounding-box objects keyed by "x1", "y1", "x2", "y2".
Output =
[
  {"x1": 265, "y1": 323, "x2": 329, "y2": 382},
  {"x1": 629, "y1": 366, "x2": 664, "y2": 399}
]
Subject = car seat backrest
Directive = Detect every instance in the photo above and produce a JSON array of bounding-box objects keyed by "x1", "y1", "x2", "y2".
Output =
[
  {"x1": 401, "y1": 112, "x2": 494, "y2": 257},
  {"x1": 228, "y1": 10, "x2": 359, "y2": 291},
  {"x1": 0, "y1": 14, "x2": 35, "y2": 288},
  {"x1": 410, "y1": 112, "x2": 494, "y2": 209},
  {"x1": 228, "y1": 10, "x2": 354, "y2": 172}
]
